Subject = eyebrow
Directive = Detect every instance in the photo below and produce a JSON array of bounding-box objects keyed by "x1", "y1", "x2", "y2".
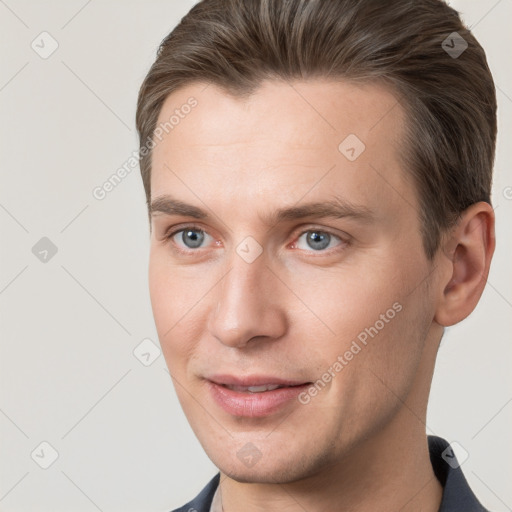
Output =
[{"x1": 150, "y1": 194, "x2": 376, "y2": 225}]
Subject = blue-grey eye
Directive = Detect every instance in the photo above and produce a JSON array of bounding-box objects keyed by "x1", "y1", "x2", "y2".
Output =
[
  {"x1": 296, "y1": 231, "x2": 341, "y2": 251},
  {"x1": 176, "y1": 229, "x2": 207, "y2": 249}
]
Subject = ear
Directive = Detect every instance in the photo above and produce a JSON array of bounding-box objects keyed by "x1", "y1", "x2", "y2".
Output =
[{"x1": 434, "y1": 202, "x2": 495, "y2": 327}]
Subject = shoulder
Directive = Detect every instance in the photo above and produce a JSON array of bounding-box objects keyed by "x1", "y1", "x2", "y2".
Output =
[{"x1": 428, "y1": 435, "x2": 493, "y2": 512}]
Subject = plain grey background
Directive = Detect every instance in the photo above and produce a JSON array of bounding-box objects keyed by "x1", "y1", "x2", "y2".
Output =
[{"x1": 0, "y1": 1, "x2": 511, "y2": 511}]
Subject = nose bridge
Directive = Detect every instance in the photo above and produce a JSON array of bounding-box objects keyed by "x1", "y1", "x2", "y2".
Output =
[{"x1": 208, "y1": 250, "x2": 286, "y2": 347}]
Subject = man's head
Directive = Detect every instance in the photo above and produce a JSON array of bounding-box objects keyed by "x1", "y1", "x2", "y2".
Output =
[{"x1": 136, "y1": 0, "x2": 496, "y2": 485}]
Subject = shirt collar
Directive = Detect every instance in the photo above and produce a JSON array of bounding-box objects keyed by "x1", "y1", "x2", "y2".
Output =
[{"x1": 428, "y1": 435, "x2": 489, "y2": 511}]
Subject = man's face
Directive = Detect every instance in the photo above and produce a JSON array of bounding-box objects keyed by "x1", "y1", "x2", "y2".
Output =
[{"x1": 149, "y1": 79, "x2": 442, "y2": 482}]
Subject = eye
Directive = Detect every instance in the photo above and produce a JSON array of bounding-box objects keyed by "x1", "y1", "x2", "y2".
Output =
[
  {"x1": 295, "y1": 230, "x2": 343, "y2": 251},
  {"x1": 169, "y1": 227, "x2": 214, "y2": 250}
]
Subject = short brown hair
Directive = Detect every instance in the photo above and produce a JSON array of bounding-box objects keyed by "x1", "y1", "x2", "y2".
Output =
[{"x1": 136, "y1": 0, "x2": 497, "y2": 259}]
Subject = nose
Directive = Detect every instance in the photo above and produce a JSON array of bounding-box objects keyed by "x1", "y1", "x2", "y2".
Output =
[{"x1": 207, "y1": 254, "x2": 288, "y2": 348}]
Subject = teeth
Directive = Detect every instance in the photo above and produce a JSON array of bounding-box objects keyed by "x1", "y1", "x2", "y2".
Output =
[
  {"x1": 225, "y1": 384, "x2": 281, "y2": 393},
  {"x1": 248, "y1": 384, "x2": 280, "y2": 392}
]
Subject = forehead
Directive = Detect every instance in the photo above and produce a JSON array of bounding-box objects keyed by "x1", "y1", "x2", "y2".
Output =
[
  {"x1": 150, "y1": 79, "x2": 416, "y2": 226},
  {"x1": 154, "y1": 79, "x2": 404, "y2": 153}
]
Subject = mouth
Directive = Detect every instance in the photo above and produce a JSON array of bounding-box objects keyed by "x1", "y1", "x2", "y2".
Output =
[
  {"x1": 220, "y1": 382, "x2": 307, "y2": 393},
  {"x1": 206, "y1": 375, "x2": 312, "y2": 417}
]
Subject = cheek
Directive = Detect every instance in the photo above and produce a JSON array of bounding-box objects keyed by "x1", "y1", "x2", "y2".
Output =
[
  {"x1": 291, "y1": 258, "x2": 428, "y2": 390},
  {"x1": 149, "y1": 248, "x2": 206, "y2": 324},
  {"x1": 148, "y1": 252, "x2": 174, "y2": 335},
  {"x1": 148, "y1": 250, "x2": 201, "y2": 368},
  {"x1": 287, "y1": 263, "x2": 404, "y2": 344},
  {"x1": 326, "y1": 277, "x2": 433, "y2": 425}
]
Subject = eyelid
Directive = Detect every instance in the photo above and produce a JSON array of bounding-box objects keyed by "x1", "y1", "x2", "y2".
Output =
[
  {"x1": 296, "y1": 226, "x2": 345, "y2": 238},
  {"x1": 164, "y1": 223, "x2": 207, "y2": 239}
]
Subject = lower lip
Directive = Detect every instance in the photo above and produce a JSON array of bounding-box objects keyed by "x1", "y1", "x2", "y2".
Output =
[{"x1": 207, "y1": 381, "x2": 310, "y2": 417}]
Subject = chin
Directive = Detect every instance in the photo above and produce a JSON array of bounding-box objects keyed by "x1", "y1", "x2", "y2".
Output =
[
  {"x1": 208, "y1": 445, "x2": 329, "y2": 485},
  {"x1": 220, "y1": 464, "x2": 302, "y2": 485}
]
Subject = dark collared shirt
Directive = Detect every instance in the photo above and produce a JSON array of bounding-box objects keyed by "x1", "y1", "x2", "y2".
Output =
[{"x1": 171, "y1": 435, "x2": 491, "y2": 511}]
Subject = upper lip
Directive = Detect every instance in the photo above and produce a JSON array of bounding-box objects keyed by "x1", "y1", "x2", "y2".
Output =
[{"x1": 207, "y1": 374, "x2": 311, "y2": 387}]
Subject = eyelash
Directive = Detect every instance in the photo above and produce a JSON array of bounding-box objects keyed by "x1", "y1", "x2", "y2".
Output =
[{"x1": 163, "y1": 224, "x2": 349, "y2": 256}]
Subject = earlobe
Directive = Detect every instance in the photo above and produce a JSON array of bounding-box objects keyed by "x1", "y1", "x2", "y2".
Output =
[{"x1": 434, "y1": 202, "x2": 495, "y2": 327}]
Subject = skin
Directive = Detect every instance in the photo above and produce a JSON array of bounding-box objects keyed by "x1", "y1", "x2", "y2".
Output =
[{"x1": 148, "y1": 79, "x2": 495, "y2": 512}]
